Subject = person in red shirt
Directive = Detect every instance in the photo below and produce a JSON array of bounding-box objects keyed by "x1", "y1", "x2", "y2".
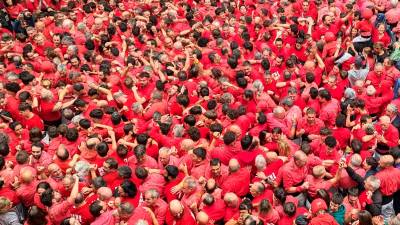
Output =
[
  {"x1": 165, "y1": 200, "x2": 196, "y2": 225},
  {"x1": 275, "y1": 151, "x2": 309, "y2": 206},
  {"x1": 220, "y1": 159, "x2": 250, "y2": 198},
  {"x1": 40, "y1": 175, "x2": 80, "y2": 225},
  {"x1": 374, "y1": 116, "x2": 399, "y2": 155},
  {"x1": 318, "y1": 89, "x2": 340, "y2": 128},
  {"x1": 18, "y1": 102, "x2": 44, "y2": 131},
  {"x1": 375, "y1": 155, "x2": 400, "y2": 220},
  {"x1": 142, "y1": 189, "x2": 168, "y2": 225},
  {"x1": 309, "y1": 198, "x2": 339, "y2": 225},
  {"x1": 296, "y1": 107, "x2": 325, "y2": 141},
  {"x1": 201, "y1": 193, "x2": 226, "y2": 222}
]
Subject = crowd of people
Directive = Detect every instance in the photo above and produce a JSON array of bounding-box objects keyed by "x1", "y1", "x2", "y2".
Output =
[{"x1": 1, "y1": 0, "x2": 400, "y2": 224}]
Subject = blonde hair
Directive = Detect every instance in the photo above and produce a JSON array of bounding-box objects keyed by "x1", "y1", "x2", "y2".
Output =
[
  {"x1": 277, "y1": 138, "x2": 291, "y2": 157},
  {"x1": 0, "y1": 197, "x2": 11, "y2": 213}
]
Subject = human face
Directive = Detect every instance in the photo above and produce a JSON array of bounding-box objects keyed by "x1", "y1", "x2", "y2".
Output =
[
  {"x1": 306, "y1": 113, "x2": 316, "y2": 124},
  {"x1": 14, "y1": 124, "x2": 23, "y2": 135},
  {"x1": 330, "y1": 201, "x2": 340, "y2": 212},
  {"x1": 210, "y1": 164, "x2": 221, "y2": 176},
  {"x1": 165, "y1": 38, "x2": 173, "y2": 48},
  {"x1": 378, "y1": 24, "x2": 385, "y2": 34},
  {"x1": 324, "y1": 16, "x2": 332, "y2": 26},
  {"x1": 50, "y1": 166, "x2": 63, "y2": 179},
  {"x1": 37, "y1": 187, "x2": 46, "y2": 195},
  {"x1": 364, "y1": 180, "x2": 373, "y2": 191},
  {"x1": 71, "y1": 58, "x2": 80, "y2": 68},
  {"x1": 139, "y1": 77, "x2": 149, "y2": 87},
  {"x1": 380, "y1": 121, "x2": 389, "y2": 130},
  {"x1": 68, "y1": 217, "x2": 82, "y2": 225},
  {"x1": 275, "y1": 41, "x2": 283, "y2": 49},
  {"x1": 302, "y1": 1, "x2": 310, "y2": 11},
  {"x1": 63, "y1": 179, "x2": 73, "y2": 190},
  {"x1": 348, "y1": 195, "x2": 358, "y2": 205},
  {"x1": 144, "y1": 193, "x2": 157, "y2": 206},
  {"x1": 102, "y1": 162, "x2": 110, "y2": 173},
  {"x1": 19, "y1": 110, "x2": 29, "y2": 118},
  {"x1": 53, "y1": 35, "x2": 61, "y2": 46},
  {"x1": 374, "y1": 66, "x2": 384, "y2": 76},
  {"x1": 170, "y1": 204, "x2": 184, "y2": 219},
  {"x1": 168, "y1": 86, "x2": 178, "y2": 96},
  {"x1": 327, "y1": 77, "x2": 336, "y2": 86},
  {"x1": 295, "y1": 157, "x2": 307, "y2": 167},
  {"x1": 159, "y1": 152, "x2": 170, "y2": 166},
  {"x1": 31, "y1": 146, "x2": 42, "y2": 159},
  {"x1": 34, "y1": 35, "x2": 45, "y2": 45}
]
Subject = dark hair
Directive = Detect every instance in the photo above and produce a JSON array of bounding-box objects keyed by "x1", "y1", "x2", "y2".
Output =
[
  {"x1": 283, "y1": 202, "x2": 296, "y2": 217},
  {"x1": 331, "y1": 192, "x2": 344, "y2": 204},
  {"x1": 324, "y1": 136, "x2": 337, "y2": 148},
  {"x1": 193, "y1": 147, "x2": 207, "y2": 160},
  {"x1": 89, "y1": 200, "x2": 104, "y2": 217},
  {"x1": 135, "y1": 167, "x2": 148, "y2": 180},
  {"x1": 241, "y1": 134, "x2": 253, "y2": 150},
  {"x1": 273, "y1": 187, "x2": 286, "y2": 203},
  {"x1": 40, "y1": 189, "x2": 54, "y2": 207},
  {"x1": 318, "y1": 89, "x2": 331, "y2": 101},
  {"x1": 358, "y1": 210, "x2": 373, "y2": 225},
  {"x1": 223, "y1": 131, "x2": 236, "y2": 145},
  {"x1": 120, "y1": 179, "x2": 137, "y2": 197},
  {"x1": 26, "y1": 206, "x2": 48, "y2": 225},
  {"x1": 118, "y1": 166, "x2": 132, "y2": 179}
]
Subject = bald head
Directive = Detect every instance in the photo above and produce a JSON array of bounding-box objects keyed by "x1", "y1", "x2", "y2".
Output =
[
  {"x1": 169, "y1": 200, "x2": 183, "y2": 214},
  {"x1": 294, "y1": 151, "x2": 307, "y2": 161},
  {"x1": 97, "y1": 187, "x2": 113, "y2": 201},
  {"x1": 380, "y1": 155, "x2": 394, "y2": 168},
  {"x1": 228, "y1": 125, "x2": 242, "y2": 137},
  {"x1": 293, "y1": 151, "x2": 307, "y2": 167},
  {"x1": 224, "y1": 192, "x2": 239, "y2": 207},
  {"x1": 312, "y1": 165, "x2": 326, "y2": 177},
  {"x1": 197, "y1": 211, "x2": 209, "y2": 225},
  {"x1": 265, "y1": 151, "x2": 278, "y2": 162},
  {"x1": 273, "y1": 106, "x2": 286, "y2": 119},
  {"x1": 20, "y1": 168, "x2": 34, "y2": 183},
  {"x1": 181, "y1": 139, "x2": 194, "y2": 152},
  {"x1": 228, "y1": 159, "x2": 240, "y2": 173},
  {"x1": 304, "y1": 60, "x2": 316, "y2": 71}
]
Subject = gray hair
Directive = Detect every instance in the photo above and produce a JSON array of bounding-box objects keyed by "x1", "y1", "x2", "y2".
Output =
[
  {"x1": 57, "y1": 63, "x2": 67, "y2": 72},
  {"x1": 159, "y1": 147, "x2": 170, "y2": 155},
  {"x1": 119, "y1": 202, "x2": 134, "y2": 215},
  {"x1": 367, "y1": 176, "x2": 381, "y2": 191},
  {"x1": 6, "y1": 72, "x2": 18, "y2": 81},
  {"x1": 173, "y1": 124, "x2": 185, "y2": 137},
  {"x1": 387, "y1": 104, "x2": 398, "y2": 114},
  {"x1": 281, "y1": 97, "x2": 294, "y2": 107},
  {"x1": 350, "y1": 154, "x2": 362, "y2": 167},
  {"x1": 151, "y1": 91, "x2": 163, "y2": 100},
  {"x1": 61, "y1": 36, "x2": 74, "y2": 46},
  {"x1": 344, "y1": 88, "x2": 356, "y2": 100},
  {"x1": 67, "y1": 45, "x2": 78, "y2": 55},
  {"x1": 75, "y1": 160, "x2": 90, "y2": 178},
  {"x1": 273, "y1": 106, "x2": 285, "y2": 115},
  {"x1": 252, "y1": 80, "x2": 264, "y2": 92},
  {"x1": 145, "y1": 189, "x2": 160, "y2": 198},
  {"x1": 255, "y1": 155, "x2": 266, "y2": 170},
  {"x1": 135, "y1": 220, "x2": 149, "y2": 225},
  {"x1": 0, "y1": 132, "x2": 9, "y2": 144},
  {"x1": 184, "y1": 177, "x2": 197, "y2": 189},
  {"x1": 132, "y1": 102, "x2": 143, "y2": 113},
  {"x1": 220, "y1": 93, "x2": 233, "y2": 104},
  {"x1": 76, "y1": 22, "x2": 87, "y2": 31}
]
